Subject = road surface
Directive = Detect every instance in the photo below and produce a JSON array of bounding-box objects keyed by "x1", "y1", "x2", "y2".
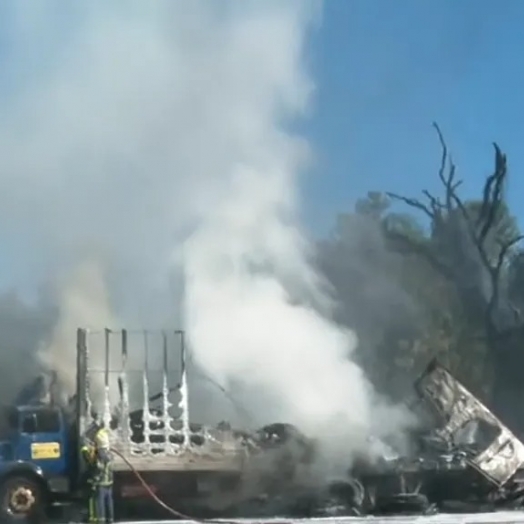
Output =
[{"x1": 88, "y1": 513, "x2": 524, "y2": 524}]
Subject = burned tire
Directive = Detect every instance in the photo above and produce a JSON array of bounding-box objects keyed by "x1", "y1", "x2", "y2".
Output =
[
  {"x1": 375, "y1": 493, "x2": 430, "y2": 515},
  {"x1": 324, "y1": 479, "x2": 365, "y2": 515},
  {"x1": 0, "y1": 475, "x2": 46, "y2": 523}
]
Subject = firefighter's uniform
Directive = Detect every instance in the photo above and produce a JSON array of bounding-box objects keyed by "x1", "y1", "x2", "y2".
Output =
[
  {"x1": 80, "y1": 443, "x2": 98, "y2": 523},
  {"x1": 93, "y1": 447, "x2": 114, "y2": 523}
]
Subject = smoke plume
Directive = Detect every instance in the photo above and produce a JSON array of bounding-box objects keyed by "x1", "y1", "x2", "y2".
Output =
[
  {"x1": 182, "y1": 165, "x2": 413, "y2": 460},
  {"x1": 37, "y1": 259, "x2": 119, "y2": 404},
  {"x1": 0, "y1": 0, "x2": 412, "y2": 461}
]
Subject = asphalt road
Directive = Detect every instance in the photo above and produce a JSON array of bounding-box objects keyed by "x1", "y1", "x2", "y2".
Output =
[{"x1": 98, "y1": 513, "x2": 524, "y2": 524}]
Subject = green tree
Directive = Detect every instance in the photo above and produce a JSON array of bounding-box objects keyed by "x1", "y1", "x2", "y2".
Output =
[{"x1": 318, "y1": 191, "x2": 486, "y2": 401}]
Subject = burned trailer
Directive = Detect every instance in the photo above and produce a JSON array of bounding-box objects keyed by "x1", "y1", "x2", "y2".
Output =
[
  {"x1": 76, "y1": 328, "x2": 314, "y2": 518},
  {"x1": 76, "y1": 328, "x2": 249, "y2": 514},
  {"x1": 345, "y1": 360, "x2": 524, "y2": 515}
]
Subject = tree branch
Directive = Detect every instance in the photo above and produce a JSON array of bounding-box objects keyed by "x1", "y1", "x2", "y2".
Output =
[
  {"x1": 422, "y1": 190, "x2": 444, "y2": 215},
  {"x1": 478, "y1": 144, "x2": 507, "y2": 244},
  {"x1": 386, "y1": 192, "x2": 435, "y2": 220},
  {"x1": 386, "y1": 122, "x2": 516, "y2": 337}
]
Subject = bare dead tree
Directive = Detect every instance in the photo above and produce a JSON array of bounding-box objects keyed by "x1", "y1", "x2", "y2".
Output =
[
  {"x1": 382, "y1": 123, "x2": 524, "y2": 430},
  {"x1": 385, "y1": 123, "x2": 523, "y2": 337}
]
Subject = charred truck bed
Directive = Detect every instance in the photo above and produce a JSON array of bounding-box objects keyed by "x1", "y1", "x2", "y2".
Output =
[
  {"x1": 76, "y1": 328, "x2": 248, "y2": 474},
  {"x1": 74, "y1": 330, "x2": 524, "y2": 517},
  {"x1": 73, "y1": 328, "x2": 318, "y2": 518}
]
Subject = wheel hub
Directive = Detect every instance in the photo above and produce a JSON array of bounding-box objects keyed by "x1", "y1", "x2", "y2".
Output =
[{"x1": 9, "y1": 486, "x2": 34, "y2": 513}]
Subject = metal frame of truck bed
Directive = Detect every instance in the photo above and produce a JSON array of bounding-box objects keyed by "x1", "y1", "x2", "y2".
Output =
[{"x1": 76, "y1": 328, "x2": 249, "y2": 473}]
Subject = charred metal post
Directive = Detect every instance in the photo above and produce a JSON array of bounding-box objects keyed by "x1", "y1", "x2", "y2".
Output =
[
  {"x1": 120, "y1": 329, "x2": 130, "y2": 450},
  {"x1": 162, "y1": 331, "x2": 172, "y2": 450},
  {"x1": 142, "y1": 330, "x2": 151, "y2": 452},
  {"x1": 177, "y1": 330, "x2": 190, "y2": 447},
  {"x1": 103, "y1": 328, "x2": 112, "y2": 431},
  {"x1": 76, "y1": 328, "x2": 89, "y2": 436},
  {"x1": 83, "y1": 328, "x2": 93, "y2": 428},
  {"x1": 179, "y1": 330, "x2": 186, "y2": 373},
  {"x1": 76, "y1": 325, "x2": 248, "y2": 474}
]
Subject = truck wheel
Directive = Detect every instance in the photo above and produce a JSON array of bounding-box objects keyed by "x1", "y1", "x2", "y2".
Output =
[{"x1": 0, "y1": 475, "x2": 45, "y2": 522}]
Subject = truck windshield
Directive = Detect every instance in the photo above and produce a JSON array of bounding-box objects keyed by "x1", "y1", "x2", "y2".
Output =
[{"x1": 20, "y1": 408, "x2": 61, "y2": 434}]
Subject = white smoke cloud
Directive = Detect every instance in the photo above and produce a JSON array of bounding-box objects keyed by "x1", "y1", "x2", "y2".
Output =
[
  {"x1": 37, "y1": 259, "x2": 119, "y2": 404},
  {"x1": 0, "y1": 0, "x2": 411, "y2": 461},
  {"x1": 0, "y1": 0, "x2": 317, "y2": 322},
  {"x1": 181, "y1": 111, "x2": 412, "y2": 460}
]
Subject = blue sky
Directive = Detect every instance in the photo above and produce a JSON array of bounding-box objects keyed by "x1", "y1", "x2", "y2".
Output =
[
  {"x1": 303, "y1": 0, "x2": 524, "y2": 234},
  {"x1": 2, "y1": 1, "x2": 523, "y2": 240},
  {"x1": 0, "y1": 0, "x2": 523, "y2": 297}
]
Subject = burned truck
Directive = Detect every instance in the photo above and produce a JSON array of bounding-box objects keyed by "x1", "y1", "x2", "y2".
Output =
[
  {"x1": 317, "y1": 359, "x2": 524, "y2": 516},
  {"x1": 76, "y1": 328, "x2": 315, "y2": 518},
  {"x1": 3, "y1": 326, "x2": 524, "y2": 521},
  {"x1": 0, "y1": 328, "x2": 314, "y2": 522},
  {"x1": 74, "y1": 350, "x2": 524, "y2": 516},
  {"x1": 167, "y1": 358, "x2": 524, "y2": 519}
]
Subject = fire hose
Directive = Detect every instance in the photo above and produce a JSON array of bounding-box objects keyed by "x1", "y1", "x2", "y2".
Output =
[{"x1": 110, "y1": 447, "x2": 241, "y2": 523}]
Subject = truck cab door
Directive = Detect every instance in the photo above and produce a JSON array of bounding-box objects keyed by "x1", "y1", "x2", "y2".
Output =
[{"x1": 16, "y1": 408, "x2": 68, "y2": 477}]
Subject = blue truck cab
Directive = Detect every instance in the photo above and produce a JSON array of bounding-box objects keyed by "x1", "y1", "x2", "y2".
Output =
[{"x1": 0, "y1": 403, "x2": 80, "y2": 522}]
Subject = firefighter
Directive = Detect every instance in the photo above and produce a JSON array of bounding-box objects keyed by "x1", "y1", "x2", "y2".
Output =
[
  {"x1": 93, "y1": 446, "x2": 114, "y2": 524},
  {"x1": 80, "y1": 441, "x2": 98, "y2": 523}
]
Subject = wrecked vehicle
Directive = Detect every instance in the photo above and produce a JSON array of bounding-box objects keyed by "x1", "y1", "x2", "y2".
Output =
[
  {"x1": 0, "y1": 327, "x2": 314, "y2": 522},
  {"x1": 315, "y1": 359, "x2": 524, "y2": 516},
  {"x1": 3, "y1": 325, "x2": 524, "y2": 521},
  {"x1": 169, "y1": 359, "x2": 524, "y2": 519}
]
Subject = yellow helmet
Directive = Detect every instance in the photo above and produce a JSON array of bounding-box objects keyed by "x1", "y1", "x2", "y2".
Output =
[{"x1": 95, "y1": 427, "x2": 110, "y2": 449}]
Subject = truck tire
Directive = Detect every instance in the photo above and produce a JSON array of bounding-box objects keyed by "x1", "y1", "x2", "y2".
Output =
[{"x1": 0, "y1": 475, "x2": 46, "y2": 523}]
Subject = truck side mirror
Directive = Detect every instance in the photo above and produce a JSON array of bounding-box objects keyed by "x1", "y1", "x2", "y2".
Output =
[{"x1": 21, "y1": 414, "x2": 37, "y2": 434}]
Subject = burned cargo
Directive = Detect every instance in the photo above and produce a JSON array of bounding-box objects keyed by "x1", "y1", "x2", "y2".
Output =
[{"x1": 318, "y1": 359, "x2": 524, "y2": 516}]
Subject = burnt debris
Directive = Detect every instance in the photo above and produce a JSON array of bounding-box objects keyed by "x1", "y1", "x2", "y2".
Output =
[
  {"x1": 224, "y1": 359, "x2": 524, "y2": 518},
  {"x1": 319, "y1": 359, "x2": 524, "y2": 516},
  {"x1": 8, "y1": 330, "x2": 524, "y2": 517}
]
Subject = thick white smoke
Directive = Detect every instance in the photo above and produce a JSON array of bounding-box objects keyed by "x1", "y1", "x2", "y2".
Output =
[
  {"x1": 37, "y1": 259, "x2": 119, "y2": 405},
  {"x1": 0, "y1": 0, "x2": 412, "y2": 460},
  {"x1": 181, "y1": 145, "x2": 411, "y2": 461}
]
